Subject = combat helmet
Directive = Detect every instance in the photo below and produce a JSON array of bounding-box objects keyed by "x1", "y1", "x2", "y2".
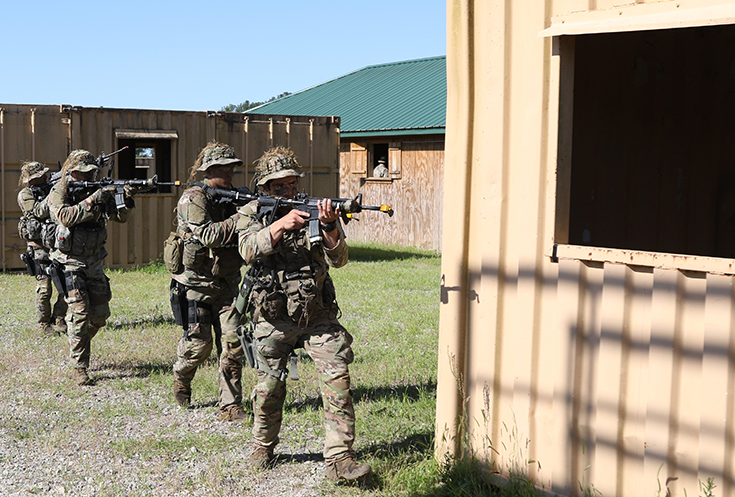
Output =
[
  {"x1": 195, "y1": 141, "x2": 243, "y2": 172},
  {"x1": 20, "y1": 161, "x2": 49, "y2": 184},
  {"x1": 253, "y1": 146, "x2": 304, "y2": 186},
  {"x1": 63, "y1": 150, "x2": 98, "y2": 173}
]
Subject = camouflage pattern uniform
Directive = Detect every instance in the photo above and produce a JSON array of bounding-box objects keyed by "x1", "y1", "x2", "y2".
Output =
[
  {"x1": 17, "y1": 162, "x2": 67, "y2": 335},
  {"x1": 171, "y1": 142, "x2": 245, "y2": 416},
  {"x1": 236, "y1": 148, "x2": 367, "y2": 476},
  {"x1": 48, "y1": 150, "x2": 135, "y2": 383}
]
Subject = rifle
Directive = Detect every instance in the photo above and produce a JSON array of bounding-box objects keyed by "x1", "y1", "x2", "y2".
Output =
[
  {"x1": 68, "y1": 175, "x2": 183, "y2": 210},
  {"x1": 96, "y1": 146, "x2": 128, "y2": 173},
  {"x1": 203, "y1": 186, "x2": 394, "y2": 243}
]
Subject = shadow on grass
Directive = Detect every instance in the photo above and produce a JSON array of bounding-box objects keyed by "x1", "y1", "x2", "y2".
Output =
[
  {"x1": 93, "y1": 359, "x2": 173, "y2": 380},
  {"x1": 285, "y1": 381, "x2": 436, "y2": 412},
  {"x1": 349, "y1": 245, "x2": 439, "y2": 262},
  {"x1": 107, "y1": 315, "x2": 175, "y2": 330},
  {"x1": 353, "y1": 381, "x2": 436, "y2": 403}
]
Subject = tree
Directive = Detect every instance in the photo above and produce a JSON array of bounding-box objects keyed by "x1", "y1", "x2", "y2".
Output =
[{"x1": 220, "y1": 92, "x2": 292, "y2": 113}]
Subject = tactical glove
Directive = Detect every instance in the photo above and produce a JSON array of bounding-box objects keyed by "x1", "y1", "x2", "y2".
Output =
[
  {"x1": 124, "y1": 183, "x2": 154, "y2": 197},
  {"x1": 88, "y1": 186, "x2": 115, "y2": 205}
]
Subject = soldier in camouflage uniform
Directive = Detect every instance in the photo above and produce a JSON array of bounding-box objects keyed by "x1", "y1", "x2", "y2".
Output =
[
  {"x1": 171, "y1": 141, "x2": 248, "y2": 422},
  {"x1": 236, "y1": 147, "x2": 372, "y2": 481},
  {"x1": 48, "y1": 150, "x2": 142, "y2": 386},
  {"x1": 17, "y1": 161, "x2": 68, "y2": 337}
]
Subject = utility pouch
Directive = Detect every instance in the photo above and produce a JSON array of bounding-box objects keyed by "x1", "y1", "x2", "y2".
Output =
[
  {"x1": 237, "y1": 324, "x2": 257, "y2": 369},
  {"x1": 283, "y1": 270, "x2": 318, "y2": 324},
  {"x1": 40, "y1": 220, "x2": 57, "y2": 249},
  {"x1": 235, "y1": 270, "x2": 256, "y2": 315},
  {"x1": 19, "y1": 216, "x2": 42, "y2": 241},
  {"x1": 20, "y1": 250, "x2": 36, "y2": 276},
  {"x1": 163, "y1": 231, "x2": 183, "y2": 274},
  {"x1": 56, "y1": 225, "x2": 73, "y2": 252},
  {"x1": 169, "y1": 280, "x2": 188, "y2": 329},
  {"x1": 182, "y1": 237, "x2": 207, "y2": 271},
  {"x1": 46, "y1": 261, "x2": 67, "y2": 297}
]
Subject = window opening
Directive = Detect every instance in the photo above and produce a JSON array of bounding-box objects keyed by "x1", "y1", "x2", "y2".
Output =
[
  {"x1": 557, "y1": 24, "x2": 735, "y2": 259},
  {"x1": 370, "y1": 143, "x2": 389, "y2": 178},
  {"x1": 116, "y1": 139, "x2": 173, "y2": 193}
]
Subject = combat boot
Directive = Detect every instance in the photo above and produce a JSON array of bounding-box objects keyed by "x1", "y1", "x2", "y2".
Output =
[
  {"x1": 325, "y1": 453, "x2": 372, "y2": 481},
  {"x1": 39, "y1": 322, "x2": 55, "y2": 337},
  {"x1": 219, "y1": 404, "x2": 249, "y2": 422},
  {"x1": 72, "y1": 368, "x2": 92, "y2": 386},
  {"x1": 173, "y1": 379, "x2": 191, "y2": 407},
  {"x1": 249, "y1": 445, "x2": 275, "y2": 469},
  {"x1": 54, "y1": 316, "x2": 68, "y2": 335}
]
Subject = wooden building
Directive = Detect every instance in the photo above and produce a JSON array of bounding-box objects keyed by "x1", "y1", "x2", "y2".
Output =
[
  {"x1": 436, "y1": 1, "x2": 735, "y2": 496},
  {"x1": 246, "y1": 56, "x2": 447, "y2": 251},
  {"x1": 0, "y1": 104, "x2": 339, "y2": 271}
]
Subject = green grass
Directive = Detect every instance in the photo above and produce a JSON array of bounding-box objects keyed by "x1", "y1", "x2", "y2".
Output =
[{"x1": 0, "y1": 243, "x2": 543, "y2": 496}]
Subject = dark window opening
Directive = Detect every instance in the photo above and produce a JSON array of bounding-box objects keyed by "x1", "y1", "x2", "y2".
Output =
[
  {"x1": 370, "y1": 143, "x2": 389, "y2": 178},
  {"x1": 116, "y1": 139, "x2": 173, "y2": 193},
  {"x1": 563, "y1": 24, "x2": 735, "y2": 259}
]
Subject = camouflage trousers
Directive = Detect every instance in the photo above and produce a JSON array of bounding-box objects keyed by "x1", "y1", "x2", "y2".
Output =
[
  {"x1": 172, "y1": 281, "x2": 243, "y2": 409},
  {"x1": 61, "y1": 259, "x2": 111, "y2": 369},
  {"x1": 251, "y1": 314, "x2": 356, "y2": 462},
  {"x1": 30, "y1": 246, "x2": 67, "y2": 324}
]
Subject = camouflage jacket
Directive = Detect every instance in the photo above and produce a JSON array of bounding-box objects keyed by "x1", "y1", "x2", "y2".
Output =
[
  {"x1": 17, "y1": 186, "x2": 52, "y2": 248},
  {"x1": 172, "y1": 179, "x2": 242, "y2": 288},
  {"x1": 236, "y1": 200, "x2": 347, "y2": 323},
  {"x1": 47, "y1": 181, "x2": 133, "y2": 267}
]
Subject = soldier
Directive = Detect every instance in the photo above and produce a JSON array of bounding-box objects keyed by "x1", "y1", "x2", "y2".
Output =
[
  {"x1": 373, "y1": 156, "x2": 388, "y2": 178},
  {"x1": 236, "y1": 147, "x2": 372, "y2": 480},
  {"x1": 48, "y1": 150, "x2": 143, "y2": 386},
  {"x1": 170, "y1": 141, "x2": 248, "y2": 422},
  {"x1": 17, "y1": 161, "x2": 68, "y2": 337}
]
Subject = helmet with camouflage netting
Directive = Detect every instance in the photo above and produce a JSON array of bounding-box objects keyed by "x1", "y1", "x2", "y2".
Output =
[
  {"x1": 20, "y1": 161, "x2": 49, "y2": 184},
  {"x1": 253, "y1": 146, "x2": 304, "y2": 187},
  {"x1": 195, "y1": 141, "x2": 243, "y2": 172},
  {"x1": 63, "y1": 150, "x2": 98, "y2": 173}
]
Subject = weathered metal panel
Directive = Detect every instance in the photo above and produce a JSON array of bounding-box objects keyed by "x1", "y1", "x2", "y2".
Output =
[
  {"x1": 437, "y1": 1, "x2": 735, "y2": 496},
  {"x1": 0, "y1": 105, "x2": 339, "y2": 270}
]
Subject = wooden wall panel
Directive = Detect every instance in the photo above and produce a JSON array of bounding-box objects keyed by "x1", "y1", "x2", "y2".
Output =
[{"x1": 339, "y1": 136, "x2": 444, "y2": 251}]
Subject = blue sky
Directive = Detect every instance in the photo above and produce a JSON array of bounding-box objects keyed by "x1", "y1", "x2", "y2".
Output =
[{"x1": 2, "y1": 1, "x2": 446, "y2": 112}]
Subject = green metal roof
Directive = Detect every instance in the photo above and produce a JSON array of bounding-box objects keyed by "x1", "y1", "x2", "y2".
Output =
[{"x1": 245, "y1": 56, "x2": 446, "y2": 137}]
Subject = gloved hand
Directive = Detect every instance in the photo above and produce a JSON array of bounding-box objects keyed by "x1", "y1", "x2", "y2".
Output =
[
  {"x1": 124, "y1": 183, "x2": 154, "y2": 197},
  {"x1": 88, "y1": 186, "x2": 116, "y2": 205}
]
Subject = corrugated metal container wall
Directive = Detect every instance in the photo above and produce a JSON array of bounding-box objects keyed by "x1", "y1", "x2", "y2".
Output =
[
  {"x1": 0, "y1": 105, "x2": 339, "y2": 270},
  {"x1": 436, "y1": 1, "x2": 735, "y2": 497}
]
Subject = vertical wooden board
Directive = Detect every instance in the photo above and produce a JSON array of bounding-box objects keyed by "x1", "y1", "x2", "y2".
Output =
[{"x1": 350, "y1": 142, "x2": 367, "y2": 175}]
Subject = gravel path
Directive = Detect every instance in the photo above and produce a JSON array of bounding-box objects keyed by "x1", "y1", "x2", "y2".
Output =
[{"x1": 0, "y1": 360, "x2": 350, "y2": 497}]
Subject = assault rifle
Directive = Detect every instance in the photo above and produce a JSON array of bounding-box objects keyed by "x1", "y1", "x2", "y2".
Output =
[
  {"x1": 203, "y1": 185, "x2": 394, "y2": 243},
  {"x1": 32, "y1": 147, "x2": 129, "y2": 198},
  {"x1": 68, "y1": 175, "x2": 183, "y2": 210}
]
